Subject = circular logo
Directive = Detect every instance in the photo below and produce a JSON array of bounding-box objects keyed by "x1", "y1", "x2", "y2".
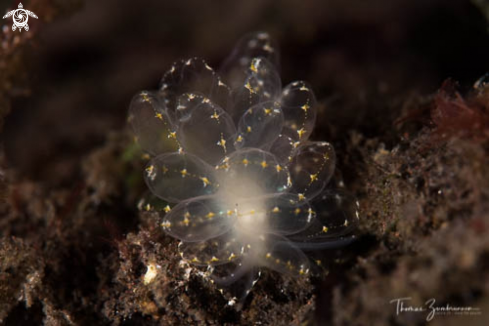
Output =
[{"x1": 13, "y1": 10, "x2": 29, "y2": 28}]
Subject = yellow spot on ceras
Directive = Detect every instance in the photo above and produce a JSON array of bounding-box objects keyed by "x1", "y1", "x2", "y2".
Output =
[
  {"x1": 297, "y1": 128, "x2": 306, "y2": 139},
  {"x1": 250, "y1": 59, "x2": 259, "y2": 73},
  {"x1": 200, "y1": 177, "x2": 211, "y2": 187},
  {"x1": 182, "y1": 219, "x2": 190, "y2": 227},
  {"x1": 260, "y1": 160, "x2": 268, "y2": 168},
  {"x1": 145, "y1": 165, "x2": 154, "y2": 176},
  {"x1": 236, "y1": 135, "x2": 244, "y2": 143},
  {"x1": 263, "y1": 107, "x2": 272, "y2": 115},
  {"x1": 266, "y1": 253, "x2": 272, "y2": 259},
  {"x1": 217, "y1": 135, "x2": 227, "y2": 151},
  {"x1": 206, "y1": 212, "x2": 215, "y2": 220},
  {"x1": 245, "y1": 82, "x2": 255, "y2": 93},
  {"x1": 298, "y1": 193, "x2": 306, "y2": 201},
  {"x1": 272, "y1": 206, "x2": 280, "y2": 213},
  {"x1": 209, "y1": 256, "x2": 220, "y2": 263},
  {"x1": 210, "y1": 111, "x2": 220, "y2": 120},
  {"x1": 169, "y1": 131, "x2": 177, "y2": 139},
  {"x1": 215, "y1": 157, "x2": 230, "y2": 171},
  {"x1": 309, "y1": 173, "x2": 318, "y2": 183},
  {"x1": 242, "y1": 158, "x2": 249, "y2": 166},
  {"x1": 155, "y1": 112, "x2": 164, "y2": 120},
  {"x1": 228, "y1": 253, "x2": 237, "y2": 261},
  {"x1": 164, "y1": 205, "x2": 171, "y2": 213},
  {"x1": 322, "y1": 226, "x2": 329, "y2": 233},
  {"x1": 141, "y1": 92, "x2": 151, "y2": 102},
  {"x1": 245, "y1": 81, "x2": 259, "y2": 94},
  {"x1": 183, "y1": 212, "x2": 191, "y2": 226},
  {"x1": 191, "y1": 257, "x2": 200, "y2": 263},
  {"x1": 275, "y1": 164, "x2": 283, "y2": 172},
  {"x1": 299, "y1": 85, "x2": 309, "y2": 91},
  {"x1": 162, "y1": 165, "x2": 169, "y2": 174},
  {"x1": 246, "y1": 126, "x2": 252, "y2": 133},
  {"x1": 299, "y1": 266, "x2": 308, "y2": 275},
  {"x1": 161, "y1": 220, "x2": 171, "y2": 228},
  {"x1": 143, "y1": 263, "x2": 158, "y2": 285},
  {"x1": 145, "y1": 203, "x2": 152, "y2": 211},
  {"x1": 301, "y1": 104, "x2": 310, "y2": 112},
  {"x1": 145, "y1": 165, "x2": 156, "y2": 181},
  {"x1": 180, "y1": 169, "x2": 188, "y2": 177}
]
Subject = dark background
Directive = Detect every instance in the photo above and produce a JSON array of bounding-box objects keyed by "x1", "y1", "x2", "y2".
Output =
[{"x1": 2, "y1": 0, "x2": 489, "y2": 185}]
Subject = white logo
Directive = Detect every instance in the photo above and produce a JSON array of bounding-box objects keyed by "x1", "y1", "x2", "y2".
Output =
[{"x1": 2, "y1": 3, "x2": 38, "y2": 32}]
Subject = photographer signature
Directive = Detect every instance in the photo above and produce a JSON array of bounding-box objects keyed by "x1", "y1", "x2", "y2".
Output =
[{"x1": 390, "y1": 297, "x2": 481, "y2": 321}]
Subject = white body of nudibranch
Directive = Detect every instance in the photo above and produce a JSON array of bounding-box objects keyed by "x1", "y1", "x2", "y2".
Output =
[{"x1": 129, "y1": 32, "x2": 359, "y2": 300}]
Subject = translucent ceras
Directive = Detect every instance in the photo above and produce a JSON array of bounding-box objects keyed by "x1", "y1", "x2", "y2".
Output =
[{"x1": 128, "y1": 32, "x2": 359, "y2": 301}]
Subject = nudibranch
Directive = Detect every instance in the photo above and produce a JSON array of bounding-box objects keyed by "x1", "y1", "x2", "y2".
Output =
[{"x1": 129, "y1": 32, "x2": 359, "y2": 302}]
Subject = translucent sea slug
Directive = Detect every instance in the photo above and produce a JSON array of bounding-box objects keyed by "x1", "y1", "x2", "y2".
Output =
[{"x1": 128, "y1": 32, "x2": 359, "y2": 301}]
